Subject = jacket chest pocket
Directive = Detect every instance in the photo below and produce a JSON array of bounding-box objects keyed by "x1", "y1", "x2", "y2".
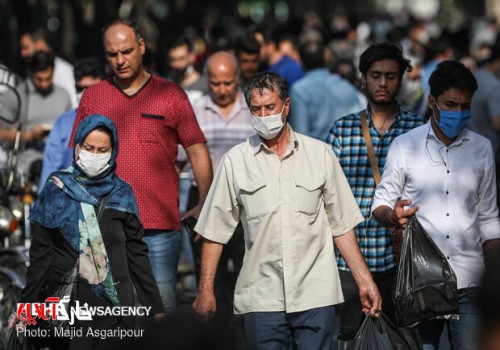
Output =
[
  {"x1": 238, "y1": 179, "x2": 268, "y2": 220},
  {"x1": 294, "y1": 178, "x2": 323, "y2": 215}
]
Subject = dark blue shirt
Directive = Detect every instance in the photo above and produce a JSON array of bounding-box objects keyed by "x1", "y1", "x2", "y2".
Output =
[{"x1": 267, "y1": 55, "x2": 304, "y2": 87}]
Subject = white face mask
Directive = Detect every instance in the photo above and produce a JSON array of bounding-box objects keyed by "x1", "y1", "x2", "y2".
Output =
[
  {"x1": 76, "y1": 149, "x2": 111, "y2": 177},
  {"x1": 399, "y1": 78, "x2": 422, "y2": 101},
  {"x1": 416, "y1": 30, "x2": 430, "y2": 45},
  {"x1": 251, "y1": 105, "x2": 286, "y2": 140}
]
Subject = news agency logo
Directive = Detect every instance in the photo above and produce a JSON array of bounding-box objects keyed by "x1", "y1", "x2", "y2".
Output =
[
  {"x1": 17, "y1": 296, "x2": 89, "y2": 327},
  {"x1": 16, "y1": 296, "x2": 152, "y2": 327}
]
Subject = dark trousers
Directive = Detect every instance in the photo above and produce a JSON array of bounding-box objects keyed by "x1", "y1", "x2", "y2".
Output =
[
  {"x1": 338, "y1": 268, "x2": 397, "y2": 340},
  {"x1": 243, "y1": 306, "x2": 336, "y2": 350}
]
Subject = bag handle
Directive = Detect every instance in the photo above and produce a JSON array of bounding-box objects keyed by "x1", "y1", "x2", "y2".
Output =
[
  {"x1": 97, "y1": 194, "x2": 109, "y2": 221},
  {"x1": 360, "y1": 110, "x2": 381, "y2": 186}
]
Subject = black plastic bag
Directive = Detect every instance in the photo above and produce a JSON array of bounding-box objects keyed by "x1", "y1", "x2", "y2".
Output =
[
  {"x1": 338, "y1": 312, "x2": 418, "y2": 350},
  {"x1": 394, "y1": 215, "x2": 459, "y2": 327},
  {"x1": 26, "y1": 260, "x2": 79, "y2": 349},
  {"x1": 35, "y1": 259, "x2": 78, "y2": 331},
  {"x1": 6, "y1": 330, "x2": 36, "y2": 350}
]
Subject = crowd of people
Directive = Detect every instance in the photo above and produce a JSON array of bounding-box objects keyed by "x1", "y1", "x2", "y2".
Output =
[{"x1": 1, "y1": 8, "x2": 500, "y2": 350}]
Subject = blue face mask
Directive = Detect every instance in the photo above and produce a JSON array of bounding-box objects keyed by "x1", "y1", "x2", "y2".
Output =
[{"x1": 433, "y1": 101, "x2": 471, "y2": 138}]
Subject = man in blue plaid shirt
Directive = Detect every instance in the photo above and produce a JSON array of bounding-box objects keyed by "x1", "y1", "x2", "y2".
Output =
[{"x1": 326, "y1": 42, "x2": 424, "y2": 340}]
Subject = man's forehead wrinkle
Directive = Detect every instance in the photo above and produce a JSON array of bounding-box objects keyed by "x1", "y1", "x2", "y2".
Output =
[{"x1": 257, "y1": 87, "x2": 272, "y2": 96}]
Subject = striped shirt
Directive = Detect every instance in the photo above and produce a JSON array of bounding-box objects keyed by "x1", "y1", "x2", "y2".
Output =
[
  {"x1": 326, "y1": 105, "x2": 424, "y2": 271},
  {"x1": 187, "y1": 92, "x2": 254, "y2": 181}
]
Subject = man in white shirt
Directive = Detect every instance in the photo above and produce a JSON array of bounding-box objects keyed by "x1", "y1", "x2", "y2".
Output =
[
  {"x1": 193, "y1": 72, "x2": 381, "y2": 350},
  {"x1": 372, "y1": 60, "x2": 500, "y2": 350}
]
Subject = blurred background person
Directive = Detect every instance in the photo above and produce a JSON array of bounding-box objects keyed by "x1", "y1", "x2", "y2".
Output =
[
  {"x1": 460, "y1": 56, "x2": 478, "y2": 72},
  {"x1": 39, "y1": 56, "x2": 106, "y2": 190},
  {"x1": 254, "y1": 24, "x2": 304, "y2": 87},
  {"x1": 277, "y1": 33, "x2": 301, "y2": 64},
  {"x1": 0, "y1": 63, "x2": 24, "y2": 184},
  {"x1": 398, "y1": 55, "x2": 430, "y2": 118},
  {"x1": 399, "y1": 18, "x2": 430, "y2": 62},
  {"x1": 469, "y1": 45, "x2": 500, "y2": 206},
  {"x1": 469, "y1": 45, "x2": 500, "y2": 159},
  {"x1": 422, "y1": 37, "x2": 455, "y2": 93},
  {"x1": 19, "y1": 26, "x2": 77, "y2": 108},
  {"x1": 19, "y1": 50, "x2": 72, "y2": 185},
  {"x1": 288, "y1": 40, "x2": 362, "y2": 140},
  {"x1": 234, "y1": 34, "x2": 261, "y2": 87},
  {"x1": 166, "y1": 35, "x2": 208, "y2": 104}
]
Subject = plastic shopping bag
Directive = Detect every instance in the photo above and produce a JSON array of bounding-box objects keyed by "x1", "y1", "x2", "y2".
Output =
[
  {"x1": 6, "y1": 329, "x2": 35, "y2": 350},
  {"x1": 338, "y1": 312, "x2": 418, "y2": 350},
  {"x1": 394, "y1": 215, "x2": 459, "y2": 327}
]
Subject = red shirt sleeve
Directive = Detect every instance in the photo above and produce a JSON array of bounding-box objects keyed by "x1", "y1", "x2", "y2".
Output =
[
  {"x1": 173, "y1": 88, "x2": 206, "y2": 148},
  {"x1": 68, "y1": 90, "x2": 90, "y2": 148}
]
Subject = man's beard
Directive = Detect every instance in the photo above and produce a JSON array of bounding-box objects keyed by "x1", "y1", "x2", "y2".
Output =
[
  {"x1": 168, "y1": 65, "x2": 192, "y2": 83},
  {"x1": 367, "y1": 90, "x2": 398, "y2": 107},
  {"x1": 36, "y1": 86, "x2": 53, "y2": 97}
]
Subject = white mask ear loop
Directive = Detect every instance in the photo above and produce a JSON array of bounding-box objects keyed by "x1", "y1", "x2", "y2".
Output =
[
  {"x1": 425, "y1": 122, "x2": 447, "y2": 167},
  {"x1": 430, "y1": 98, "x2": 441, "y2": 125}
]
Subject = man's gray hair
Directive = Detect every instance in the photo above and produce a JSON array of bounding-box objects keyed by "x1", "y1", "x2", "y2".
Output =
[{"x1": 243, "y1": 72, "x2": 288, "y2": 106}]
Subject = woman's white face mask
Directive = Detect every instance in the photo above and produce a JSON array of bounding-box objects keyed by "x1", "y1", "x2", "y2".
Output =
[
  {"x1": 251, "y1": 105, "x2": 286, "y2": 140},
  {"x1": 76, "y1": 149, "x2": 111, "y2": 177}
]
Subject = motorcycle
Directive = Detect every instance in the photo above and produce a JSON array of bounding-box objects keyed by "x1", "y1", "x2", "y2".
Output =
[{"x1": 0, "y1": 66, "x2": 30, "y2": 350}]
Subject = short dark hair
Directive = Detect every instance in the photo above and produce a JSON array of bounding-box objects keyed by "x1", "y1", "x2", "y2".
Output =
[
  {"x1": 299, "y1": 41, "x2": 325, "y2": 71},
  {"x1": 22, "y1": 26, "x2": 54, "y2": 49},
  {"x1": 167, "y1": 35, "x2": 192, "y2": 53},
  {"x1": 359, "y1": 42, "x2": 411, "y2": 77},
  {"x1": 428, "y1": 60, "x2": 478, "y2": 99},
  {"x1": 30, "y1": 50, "x2": 55, "y2": 73},
  {"x1": 427, "y1": 37, "x2": 451, "y2": 58},
  {"x1": 334, "y1": 59, "x2": 357, "y2": 83},
  {"x1": 101, "y1": 19, "x2": 142, "y2": 42},
  {"x1": 74, "y1": 57, "x2": 106, "y2": 81},
  {"x1": 235, "y1": 35, "x2": 260, "y2": 56},
  {"x1": 254, "y1": 24, "x2": 278, "y2": 45},
  {"x1": 243, "y1": 72, "x2": 288, "y2": 106}
]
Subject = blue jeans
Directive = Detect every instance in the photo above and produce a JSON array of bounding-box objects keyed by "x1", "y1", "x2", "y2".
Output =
[
  {"x1": 143, "y1": 230, "x2": 182, "y2": 313},
  {"x1": 418, "y1": 288, "x2": 481, "y2": 350},
  {"x1": 243, "y1": 306, "x2": 336, "y2": 350}
]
